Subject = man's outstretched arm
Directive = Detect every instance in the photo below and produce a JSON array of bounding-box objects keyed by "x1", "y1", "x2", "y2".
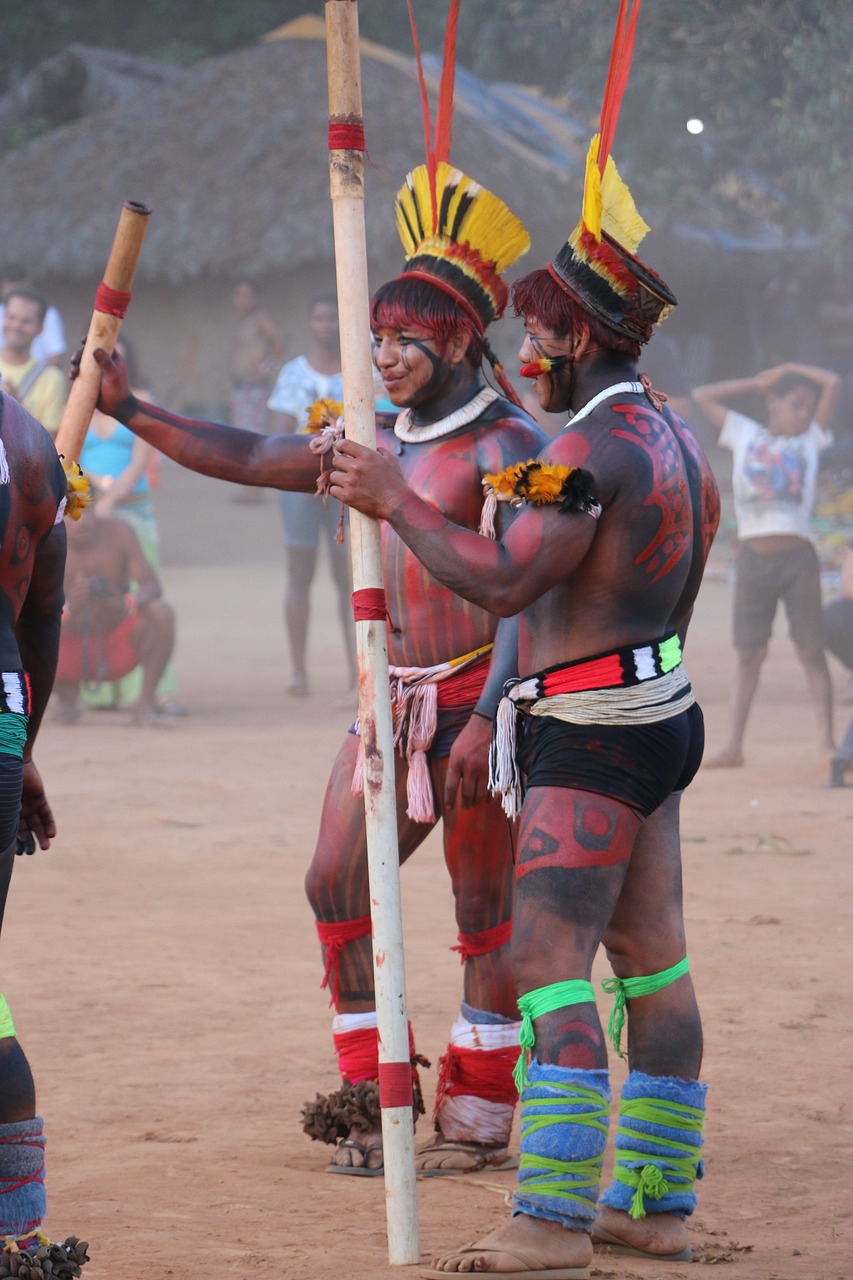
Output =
[
  {"x1": 89, "y1": 348, "x2": 322, "y2": 493},
  {"x1": 330, "y1": 439, "x2": 596, "y2": 616}
]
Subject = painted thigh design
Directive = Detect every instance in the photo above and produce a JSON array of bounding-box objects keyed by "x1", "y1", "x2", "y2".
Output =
[{"x1": 511, "y1": 786, "x2": 641, "y2": 1071}]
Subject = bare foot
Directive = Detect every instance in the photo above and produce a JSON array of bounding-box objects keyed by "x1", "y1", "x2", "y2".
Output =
[
  {"x1": 329, "y1": 1124, "x2": 383, "y2": 1174},
  {"x1": 703, "y1": 746, "x2": 744, "y2": 768},
  {"x1": 54, "y1": 703, "x2": 82, "y2": 725},
  {"x1": 287, "y1": 677, "x2": 310, "y2": 698},
  {"x1": 828, "y1": 753, "x2": 852, "y2": 788},
  {"x1": 592, "y1": 1204, "x2": 690, "y2": 1260},
  {"x1": 129, "y1": 705, "x2": 171, "y2": 729},
  {"x1": 415, "y1": 1139, "x2": 517, "y2": 1175},
  {"x1": 427, "y1": 1214, "x2": 592, "y2": 1276}
]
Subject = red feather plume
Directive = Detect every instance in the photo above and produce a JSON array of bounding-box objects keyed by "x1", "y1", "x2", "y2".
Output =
[
  {"x1": 406, "y1": 0, "x2": 461, "y2": 232},
  {"x1": 597, "y1": 0, "x2": 642, "y2": 175}
]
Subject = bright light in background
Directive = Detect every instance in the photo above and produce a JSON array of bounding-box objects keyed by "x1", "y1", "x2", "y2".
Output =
[{"x1": 686, "y1": 118, "x2": 705, "y2": 135}]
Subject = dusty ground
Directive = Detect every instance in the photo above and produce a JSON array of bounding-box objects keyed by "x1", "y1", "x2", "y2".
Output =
[{"x1": 5, "y1": 463, "x2": 852, "y2": 1280}]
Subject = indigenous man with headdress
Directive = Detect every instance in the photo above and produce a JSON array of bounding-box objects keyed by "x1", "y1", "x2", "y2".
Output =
[
  {"x1": 82, "y1": 165, "x2": 546, "y2": 1175},
  {"x1": 331, "y1": 0, "x2": 720, "y2": 1270},
  {"x1": 0, "y1": 386, "x2": 91, "y2": 1272}
]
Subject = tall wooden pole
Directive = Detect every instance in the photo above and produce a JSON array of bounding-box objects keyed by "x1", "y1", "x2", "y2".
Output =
[
  {"x1": 325, "y1": 1, "x2": 419, "y2": 1266},
  {"x1": 54, "y1": 201, "x2": 151, "y2": 462}
]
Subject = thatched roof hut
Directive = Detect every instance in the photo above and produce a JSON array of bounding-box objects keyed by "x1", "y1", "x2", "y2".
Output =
[
  {"x1": 0, "y1": 17, "x2": 814, "y2": 406},
  {"x1": 0, "y1": 44, "x2": 186, "y2": 138},
  {"x1": 0, "y1": 18, "x2": 582, "y2": 286}
]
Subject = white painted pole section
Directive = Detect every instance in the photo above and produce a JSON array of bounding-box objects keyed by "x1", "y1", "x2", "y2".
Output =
[{"x1": 325, "y1": 2, "x2": 419, "y2": 1266}]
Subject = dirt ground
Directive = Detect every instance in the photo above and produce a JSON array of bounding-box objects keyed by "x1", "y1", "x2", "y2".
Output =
[{"x1": 6, "y1": 463, "x2": 852, "y2": 1280}]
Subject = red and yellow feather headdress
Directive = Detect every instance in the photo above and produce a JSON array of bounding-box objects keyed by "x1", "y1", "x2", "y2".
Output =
[
  {"x1": 396, "y1": 1, "x2": 530, "y2": 334},
  {"x1": 548, "y1": 0, "x2": 676, "y2": 343}
]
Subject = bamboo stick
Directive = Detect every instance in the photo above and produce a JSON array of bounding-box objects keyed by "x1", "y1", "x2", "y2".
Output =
[
  {"x1": 54, "y1": 200, "x2": 151, "y2": 462},
  {"x1": 325, "y1": 1, "x2": 419, "y2": 1266}
]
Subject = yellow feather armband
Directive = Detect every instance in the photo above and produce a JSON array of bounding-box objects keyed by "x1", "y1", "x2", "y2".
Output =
[
  {"x1": 482, "y1": 460, "x2": 601, "y2": 517},
  {"x1": 61, "y1": 458, "x2": 93, "y2": 521},
  {"x1": 300, "y1": 399, "x2": 345, "y2": 434}
]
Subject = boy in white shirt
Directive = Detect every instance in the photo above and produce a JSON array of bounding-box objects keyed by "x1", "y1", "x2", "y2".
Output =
[{"x1": 693, "y1": 362, "x2": 840, "y2": 769}]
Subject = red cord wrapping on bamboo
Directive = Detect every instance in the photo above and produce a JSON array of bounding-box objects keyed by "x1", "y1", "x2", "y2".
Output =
[
  {"x1": 433, "y1": 1044, "x2": 520, "y2": 1116},
  {"x1": 94, "y1": 282, "x2": 132, "y2": 318},
  {"x1": 352, "y1": 588, "x2": 389, "y2": 622},
  {"x1": 451, "y1": 918, "x2": 513, "y2": 963},
  {"x1": 317, "y1": 916, "x2": 372, "y2": 1008},
  {"x1": 328, "y1": 122, "x2": 366, "y2": 152}
]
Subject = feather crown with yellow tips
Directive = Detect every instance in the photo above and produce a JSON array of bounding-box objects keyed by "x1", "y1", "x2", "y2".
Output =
[
  {"x1": 548, "y1": 0, "x2": 676, "y2": 344},
  {"x1": 395, "y1": 3, "x2": 530, "y2": 351}
]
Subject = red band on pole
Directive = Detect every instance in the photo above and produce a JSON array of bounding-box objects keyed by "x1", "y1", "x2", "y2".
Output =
[
  {"x1": 94, "y1": 282, "x2": 132, "y2": 318},
  {"x1": 352, "y1": 588, "x2": 389, "y2": 622},
  {"x1": 328, "y1": 122, "x2": 366, "y2": 151},
  {"x1": 378, "y1": 1061, "x2": 414, "y2": 1109}
]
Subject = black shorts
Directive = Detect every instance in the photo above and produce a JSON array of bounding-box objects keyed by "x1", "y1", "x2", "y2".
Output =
[
  {"x1": 733, "y1": 540, "x2": 825, "y2": 653},
  {"x1": 517, "y1": 701, "x2": 705, "y2": 819}
]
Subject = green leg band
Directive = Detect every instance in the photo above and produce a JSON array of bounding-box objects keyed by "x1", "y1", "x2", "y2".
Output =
[
  {"x1": 0, "y1": 993, "x2": 16, "y2": 1040},
  {"x1": 515, "y1": 979, "x2": 597, "y2": 1092},
  {"x1": 602, "y1": 955, "x2": 690, "y2": 1058}
]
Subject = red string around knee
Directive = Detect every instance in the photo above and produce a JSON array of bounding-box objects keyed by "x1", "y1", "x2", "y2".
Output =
[
  {"x1": 316, "y1": 916, "x2": 372, "y2": 1008},
  {"x1": 452, "y1": 918, "x2": 513, "y2": 963}
]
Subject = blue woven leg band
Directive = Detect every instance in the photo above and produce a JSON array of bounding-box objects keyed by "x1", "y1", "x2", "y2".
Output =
[
  {"x1": 0, "y1": 1117, "x2": 46, "y2": 1241},
  {"x1": 599, "y1": 1070, "x2": 707, "y2": 1221},
  {"x1": 512, "y1": 1061, "x2": 610, "y2": 1233}
]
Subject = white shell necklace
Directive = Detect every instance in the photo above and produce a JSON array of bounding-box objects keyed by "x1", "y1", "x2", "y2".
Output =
[
  {"x1": 565, "y1": 381, "x2": 644, "y2": 427},
  {"x1": 394, "y1": 386, "x2": 500, "y2": 444}
]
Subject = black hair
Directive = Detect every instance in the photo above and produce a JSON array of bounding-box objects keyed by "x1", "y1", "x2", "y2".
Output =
[
  {"x1": 310, "y1": 289, "x2": 338, "y2": 312},
  {"x1": 768, "y1": 373, "x2": 820, "y2": 401},
  {"x1": 4, "y1": 285, "x2": 46, "y2": 324},
  {"x1": 370, "y1": 276, "x2": 485, "y2": 366}
]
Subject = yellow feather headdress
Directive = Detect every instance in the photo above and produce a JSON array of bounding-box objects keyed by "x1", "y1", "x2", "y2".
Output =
[{"x1": 395, "y1": 160, "x2": 530, "y2": 331}]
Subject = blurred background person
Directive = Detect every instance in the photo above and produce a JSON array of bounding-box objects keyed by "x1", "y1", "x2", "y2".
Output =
[
  {"x1": 824, "y1": 539, "x2": 853, "y2": 786},
  {"x1": 0, "y1": 262, "x2": 67, "y2": 367},
  {"x1": 0, "y1": 286, "x2": 68, "y2": 436},
  {"x1": 694, "y1": 361, "x2": 840, "y2": 770},
  {"x1": 55, "y1": 513, "x2": 176, "y2": 727},
  {"x1": 229, "y1": 279, "x2": 283, "y2": 504},
  {"x1": 267, "y1": 290, "x2": 355, "y2": 696},
  {"x1": 79, "y1": 336, "x2": 183, "y2": 715}
]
